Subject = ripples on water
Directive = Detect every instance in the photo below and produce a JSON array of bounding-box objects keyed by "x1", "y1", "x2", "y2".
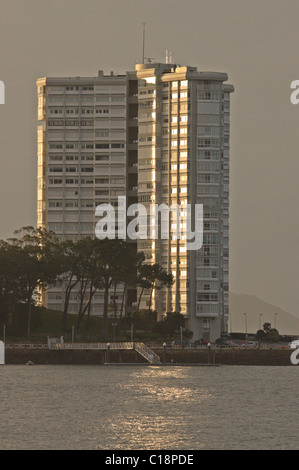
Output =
[{"x1": 0, "y1": 365, "x2": 298, "y2": 450}]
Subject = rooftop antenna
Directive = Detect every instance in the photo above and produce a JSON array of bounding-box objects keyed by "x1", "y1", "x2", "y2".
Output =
[{"x1": 142, "y1": 22, "x2": 146, "y2": 64}]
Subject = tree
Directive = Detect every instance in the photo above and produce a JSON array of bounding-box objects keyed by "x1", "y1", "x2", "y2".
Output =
[
  {"x1": 146, "y1": 265, "x2": 174, "y2": 315},
  {"x1": 256, "y1": 329, "x2": 266, "y2": 341},
  {"x1": 57, "y1": 239, "x2": 87, "y2": 331},
  {"x1": 154, "y1": 311, "x2": 185, "y2": 337},
  {"x1": 0, "y1": 242, "x2": 24, "y2": 326},
  {"x1": 75, "y1": 237, "x2": 104, "y2": 328},
  {"x1": 109, "y1": 246, "x2": 143, "y2": 319},
  {"x1": 263, "y1": 322, "x2": 272, "y2": 333},
  {"x1": 7, "y1": 226, "x2": 62, "y2": 338},
  {"x1": 87, "y1": 238, "x2": 132, "y2": 341},
  {"x1": 256, "y1": 322, "x2": 280, "y2": 343},
  {"x1": 136, "y1": 260, "x2": 153, "y2": 314}
]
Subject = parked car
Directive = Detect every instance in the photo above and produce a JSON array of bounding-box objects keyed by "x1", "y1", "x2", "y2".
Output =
[
  {"x1": 194, "y1": 338, "x2": 210, "y2": 346},
  {"x1": 289, "y1": 339, "x2": 299, "y2": 349},
  {"x1": 215, "y1": 337, "x2": 239, "y2": 348},
  {"x1": 171, "y1": 340, "x2": 190, "y2": 348},
  {"x1": 241, "y1": 341, "x2": 261, "y2": 348}
]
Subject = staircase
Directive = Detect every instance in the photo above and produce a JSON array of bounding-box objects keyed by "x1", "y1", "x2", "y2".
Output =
[{"x1": 134, "y1": 342, "x2": 161, "y2": 364}]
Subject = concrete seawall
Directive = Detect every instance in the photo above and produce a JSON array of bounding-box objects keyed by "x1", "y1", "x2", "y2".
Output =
[{"x1": 5, "y1": 347, "x2": 294, "y2": 366}]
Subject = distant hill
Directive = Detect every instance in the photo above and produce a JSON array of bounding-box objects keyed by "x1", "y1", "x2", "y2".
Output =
[{"x1": 229, "y1": 293, "x2": 299, "y2": 336}]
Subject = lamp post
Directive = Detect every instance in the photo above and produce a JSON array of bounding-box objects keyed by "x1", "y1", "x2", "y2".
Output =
[
  {"x1": 207, "y1": 342, "x2": 211, "y2": 364},
  {"x1": 106, "y1": 342, "x2": 110, "y2": 364},
  {"x1": 163, "y1": 342, "x2": 167, "y2": 364},
  {"x1": 244, "y1": 313, "x2": 248, "y2": 339},
  {"x1": 259, "y1": 314, "x2": 263, "y2": 331},
  {"x1": 112, "y1": 323, "x2": 117, "y2": 343}
]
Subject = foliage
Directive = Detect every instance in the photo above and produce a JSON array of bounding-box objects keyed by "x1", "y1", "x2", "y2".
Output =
[
  {"x1": 154, "y1": 311, "x2": 186, "y2": 337},
  {"x1": 256, "y1": 323, "x2": 280, "y2": 342},
  {"x1": 0, "y1": 226, "x2": 175, "y2": 340}
]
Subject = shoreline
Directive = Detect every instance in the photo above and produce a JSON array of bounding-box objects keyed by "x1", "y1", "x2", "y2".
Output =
[{"x1": 3, "y1": 347, "x2": 296, "y2": 366}]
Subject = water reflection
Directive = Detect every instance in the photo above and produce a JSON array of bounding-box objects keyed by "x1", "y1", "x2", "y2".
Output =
[
  {"x1": 123, "y1": 367, "x2": 214, "y2": 404},
  {"x1": 0, "y1": 365, "x2": 298, "y2": 450}
]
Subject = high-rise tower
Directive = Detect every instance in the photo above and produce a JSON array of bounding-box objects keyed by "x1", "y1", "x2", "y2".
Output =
[
  {"x1": 136, "y1": 63, "x2": 234, "y2": 341},
  {"x1": 37, "y1": 62, "x2": 233, "y2": 341}
]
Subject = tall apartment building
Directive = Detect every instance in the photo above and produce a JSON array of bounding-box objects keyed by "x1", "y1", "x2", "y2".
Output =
[
  {"x1": 37, "y1": 71, "x2": 138, "y2": 314},
  {"x1": 37, "y1": 62, "x2": 233, "y2": 341},
  {"x1": 136, "y1": 63, "x2": 233, "y2": 341}
]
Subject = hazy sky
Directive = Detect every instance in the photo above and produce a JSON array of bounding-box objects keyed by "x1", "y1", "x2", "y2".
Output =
[{"x1": 0, "y1": 0, "x2": 298, "y2": 318}]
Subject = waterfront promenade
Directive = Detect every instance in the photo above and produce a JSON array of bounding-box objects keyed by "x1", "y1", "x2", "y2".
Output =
[{"x1": 3, "y1": 342, "x2": 294, "y2": 366}]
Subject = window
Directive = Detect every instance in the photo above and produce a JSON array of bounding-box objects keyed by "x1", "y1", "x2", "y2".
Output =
[
  {"x1": 49, "y1": 143, "x2": 63, "y2": 149},
  {"x1": 49, "y1": 109, "x2": 63, "y2": 115},
  {"x1": 95, "y1": 131, "x2": 109, "y2": 138},
  {"x1": 95, "y1": 178, "x2": 109, "y2": 184},
  {"x1": 49, "y1": 179, "x2": 63, "y2": 185},
  {"x1": 81, "y1": 143, "x2": 94, "y2": 149},
  {"x1": 95, "y1": 108, "x2": 109, "y2": 114},
  {"x1": 65, "y1": 108, "x2": 79, "y2": 114},
  {"x1": 95, "y1": 190, "x2": 109, "y2": 195},
  {"x1": 111, "y1": 143, "x2": 125, "y2": 149},
  {"x1": 95, "y1": 143, "x2": 109, "y2": 149},
  {"x1": 66, "y1": 143, "x2": 79, "y2": 149},
  {"x1": 197, "y1": 91, "x2": 220, "y2": 100},
  {"x1": 49, "y1": 155, "x2": 63, "y2": 161},
  {"x1": 95, "y1": 155, "x2": 109, "y2": 161},
  {"x1": 49, "y1": 201, "x2": 62, "y2": 208},
  {"x1": 81, "y1": 167, "x2": 94, "y2": 173},
  {"x1": 49, "y1": 96, "x2": 63, "y2": 104},
  {"x1": 65, "y1": 96, "x2": 79, "y2": 104},
  {"x1": 111, "y1": 95, "x2": 125, "y2": 102}
]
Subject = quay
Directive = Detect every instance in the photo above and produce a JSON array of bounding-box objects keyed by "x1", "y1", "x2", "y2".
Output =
[{"x1": 3, "y1": 340, "x2": 295, "y2": 366}]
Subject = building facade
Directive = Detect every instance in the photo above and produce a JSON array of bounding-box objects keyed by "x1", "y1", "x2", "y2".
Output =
[
  {"x1": 37, "y1": 71, "x2": 138, "y2": 314},
  {"x1": 37, "y1": 63, "x2": 233, "y2": 341},
  {"x1": 135, "y1": 63, "x2": 234, "y2": 341}
]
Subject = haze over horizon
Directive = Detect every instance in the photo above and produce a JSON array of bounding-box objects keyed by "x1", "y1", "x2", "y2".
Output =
[{"x1": 0, "y1": 0, "x2": 298, "y2": 322}]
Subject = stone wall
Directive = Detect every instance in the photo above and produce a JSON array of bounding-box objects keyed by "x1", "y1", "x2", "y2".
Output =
[
  {"x1": 5, "y1": 347, "x2": 294, "y2": 366},
  {"x1": 154, "y1": 347, "x2": 293, "y2": 366}
]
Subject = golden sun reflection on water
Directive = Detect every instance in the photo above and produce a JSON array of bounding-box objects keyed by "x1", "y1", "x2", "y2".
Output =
[{"x1": 122, "y1": 366, "x2": 214, "y2": 404}]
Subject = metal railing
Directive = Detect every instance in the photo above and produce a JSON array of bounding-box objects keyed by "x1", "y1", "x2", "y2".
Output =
[
  {"x1": 48, "y1": 342, "x2": 135, "y2": 350},
  {"x1": 47, "y1": 341, "x2": 161, "y2": 364},
  {"x1": 135, "y1": 342, "x2": 161, "y2": 364}
]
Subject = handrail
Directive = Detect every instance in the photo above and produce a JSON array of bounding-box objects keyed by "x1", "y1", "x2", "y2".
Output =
[
  {"x1": 47, "y1": 341, "x2": 160, "y2": 363},
  {"x1": 135, "y1": 342, "x2": 161, "y2": 364},
  {"x1": 48, "y1": 342, "x2": 135, "y2": 350}
]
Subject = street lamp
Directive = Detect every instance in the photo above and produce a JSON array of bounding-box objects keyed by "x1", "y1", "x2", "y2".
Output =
[
  {"x1": 112, "y1": 322, "x2": 117, "y2": 343},
  {"x1": 274, "y1": 313, "x2": 278, "y2": 330},
  {"x1": 244, "y1": 313, "x2": 248, "y2": 338},
  {"x1": 259, "y1": 314, "x2": 263, "y2": 331},
  {"x1": 207, "y1": 342, "x2": 211, "y2": 364}
]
